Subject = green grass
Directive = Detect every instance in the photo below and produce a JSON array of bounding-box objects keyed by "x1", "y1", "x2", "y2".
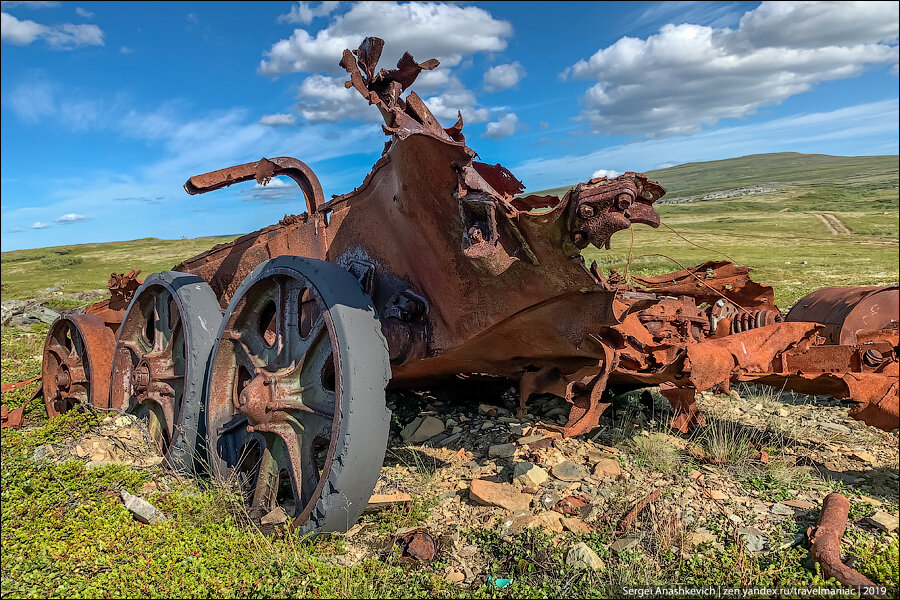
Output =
[
  {"x1": 1, "y1": 236, "x2": 237, "y2": 299},
  {"x1": 2, "y1": 152, "x2": 898, "y2": 597}
]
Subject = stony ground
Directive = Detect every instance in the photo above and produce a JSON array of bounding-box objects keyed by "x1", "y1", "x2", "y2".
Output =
[{"x1": 11, "y1": 379, "x2": 898, "y2": 596}]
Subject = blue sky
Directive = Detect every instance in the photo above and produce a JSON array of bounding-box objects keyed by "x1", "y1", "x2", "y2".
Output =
[{"x1": 1, "y1": 0, "x2": 898, "y2": 251}]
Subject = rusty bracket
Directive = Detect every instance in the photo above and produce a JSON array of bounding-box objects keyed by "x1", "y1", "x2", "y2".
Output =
[{"x1": 184, "y1": 156, "x2": 325, "y2": 215}]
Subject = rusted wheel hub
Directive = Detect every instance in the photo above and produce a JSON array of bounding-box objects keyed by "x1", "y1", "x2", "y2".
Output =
[
  {"x1": 109, "y1": 271, "x2": 222, "y2": 472},
  {"x1": 42, "y1": 314, "x2": 116, "y2": 418},
  {"x1": 206, "y1": 256, "x2": 390, "y2": 534}
]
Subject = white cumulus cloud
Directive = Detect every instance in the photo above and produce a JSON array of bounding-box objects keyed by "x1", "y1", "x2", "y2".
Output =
[
  {"x1": 75, "y1": 6, "x2": 92, "y2": 17},
  {"x1": 1, "y1": 10, "x2": 104, "y2": 48},
  {"x1": 295, "y1": 74, "x2": 381, "y2": 123},
  {"x1": 31, "y1": 221, "x2": 51, "y2": 229},
  {"x1": 259, "y1": 1, "x2": 512, "y2": 76},
  {"x1": 565, "y1": 0, "x2": 899, "y2": 137},
  {"x1": 591, "y1": 169, "x2": 619, "y2": 179},
  {"x1": 483, "y1": 112, "x2": 518, "y2": 140},
  {"x1": 483, "y1": 62, "x2": 525, "y2": 92},
  {"x1": 278, "y1": 1, "x2": 339, "y2": 25},
  {"x1": 55, "y1": 213, "x2": 85, "y2": 223},
  {"x1": 258, "y1": 113, "x2": 297, "y2": 127}
]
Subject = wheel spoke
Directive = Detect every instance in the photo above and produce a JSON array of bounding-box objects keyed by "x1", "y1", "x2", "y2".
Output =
[
  {"x1": 153, "y1": 290, "x2": 173, "y2": 351},
  {"x1": 228, "y1": 334, "x2": 268, "y2": 370}
]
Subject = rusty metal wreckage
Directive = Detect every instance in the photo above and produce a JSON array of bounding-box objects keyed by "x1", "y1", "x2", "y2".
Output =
[{"x1": 7, "y1": 38, "x2": 897, "y2": 539}]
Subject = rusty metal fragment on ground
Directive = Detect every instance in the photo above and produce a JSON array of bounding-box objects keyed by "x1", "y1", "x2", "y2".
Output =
[
  {"x1": 1, "y1": 405, "x2": 25, "y2": 429},
  {"x1": 1, "y1": 375, "x2": 41, "y2": 393},
  {"x1": 807, "y1": 493, "x2": 885, "y2": 598},
  {"x1": 393, "y1": 528, "x2": 437, "y2": 561},
  {"x1": 617, "y1": 489, "x2": 661, "y2": 533}
]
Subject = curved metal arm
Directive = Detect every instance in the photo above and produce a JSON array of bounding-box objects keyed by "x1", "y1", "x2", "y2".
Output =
[{"x1": 183, "y1": 156, "x2": 325, "y2": 215}]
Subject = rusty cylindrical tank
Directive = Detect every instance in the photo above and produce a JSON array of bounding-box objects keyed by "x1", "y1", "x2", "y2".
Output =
[{"x1": 786, "y1": 285, "x2": 899, "y2": 344}]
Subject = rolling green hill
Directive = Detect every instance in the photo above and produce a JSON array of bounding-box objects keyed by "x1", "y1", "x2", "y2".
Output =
[
  {"x1": 2, "y1": 153, "x2": 898, "y2": 308},
  {"x1": 531, "y1": 152, "x2": 899, "y2": 202}
]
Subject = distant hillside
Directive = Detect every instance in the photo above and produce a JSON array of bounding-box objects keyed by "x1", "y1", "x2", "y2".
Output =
[{"x1": 531, "y1": 152, "x2": 899, "y2": 202}]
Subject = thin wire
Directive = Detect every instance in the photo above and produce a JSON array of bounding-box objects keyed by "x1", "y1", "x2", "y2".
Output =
[
  {"x1": 660, "y1": 221, "x2": 739, "y2": 265},
  {"x1": 624, "y1": 227, "x2": 635, "y2": 282},
  {"x1": 631, "y1": 252, "x2": 753, "y2": 314}
]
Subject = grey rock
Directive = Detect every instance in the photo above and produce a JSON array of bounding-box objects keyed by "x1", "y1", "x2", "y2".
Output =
[
  {"x1": 488, "y1": 443, "x2": 517, "y2": 459},
  {"x1": 770, "y1": 503, "x2": 794, "y2": 516},
  {"x1": 566, "y1": 542, "x2": 604, "y2": 571},
  {"x1": 610, "y1": 534, "x2": 642, "y2": 553},
  {"x1": 738, "y1": 527, "x2": 766, "y2": 552},
  {"x1": 261, "y1": 506, "x2": 288, "y2": 525},
  {"x1": 120, "y1": 490, "x2": 168, "y2": 524},
  {"x1": 551, "y1": 460, "x2": 585, "y2": 482},
  {"x1": 2, "y1": 299, "x2": 59, "y2": 329},
  {"x1": 820, "y1": 422, "x2": 851, "y2": 435},
  {"x1": 32, "y1": 444, "x2": 55, "y2": 462},
  {"x1": 513, "y1": 462, "x2": 549, "y2": 487},
  {"x1": 403, "y1": 416, "x2": 445, "y2": 443},
  {"x1": 867, "y1": 511, "x2": 899, "y2": 534}
]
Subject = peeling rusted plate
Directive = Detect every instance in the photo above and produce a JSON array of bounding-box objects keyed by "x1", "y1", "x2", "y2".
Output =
[
  {"x1": 0, "y1": 376, "x2": 41, "y2": 393},
  {"x1": 0, "y1": 405, "x2": 24, "y2": 429}
]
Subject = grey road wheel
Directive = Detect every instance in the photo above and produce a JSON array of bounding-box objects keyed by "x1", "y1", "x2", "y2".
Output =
[
  {"x1": 109, "y1": 272, "x2": 222, "y2": 473},
  {"x1": 205, "y1": 256, "x2": 391, "y2": 534}
]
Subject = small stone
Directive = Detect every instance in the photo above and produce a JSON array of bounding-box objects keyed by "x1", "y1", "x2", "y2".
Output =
[
  {"x1": 592, "y1": 458, "x2": 622, "y2": 479},
  {"x1": 517, "y1": 434, "x2": 544, "y2": 445},
  {"x1": 404, "y1": 416, "x2": 445, "y2": 443},
  {"x1": 399, "y1": 417, "x2": 423, "y2": 441},
  {"x1": 120, "y1": 490, "x2": 167, "y2": 524},
  {"x1": 770, "y1": 503, "x2": 794, "y2": 516},
  {"x1": 536, "y1": 490, "x2": 560, "y2": 511},
  {"x1": 552, "y1": 461, "x2": 585, "y2": 482},
  {"x1": 439, "y1": 432, "x2": 462, "y2": 447},
  {"x1": 445, "y1": 570, "x2": 465, "y2": 584},
  {"x1": 566, "y1": 542, "x2": 604, "y2": 571},
  {"x1": 513, "y1": 462, "x2": 549, "y2": 487},
  {"x1": 561, "y1": 517, "x2": 593, "y2": 534},
  {"x1": 32, "y1": 444, "x2": 55, "y2": 462},
  {"x1": 114, "y1": 415, "x2": 134, "y2": 428},
  {"x1": 504, "y1": 511, "x2": 564, "y2": 534},
  {"x1": 488, "y1": 443, "x2": 517, "y2": 459},
  {"x1": 820, "y1": 422, "x2": 851, "y2": 435},
  {"x1": 478, "y1": 404, "x2": 499, "y2": 417},
  {"x1": 261, "y1": 506, "x2": 288, "y2": 525},
  {"x1": 782, "y1": 500, "x2": 816, "y2": 510},
  {"x1": 867, "y1": 511, "x2": 899, "y2": 534},
  {"x1": 364, "y1": 493, "x2": 413, "y2": 513},
  {"x1": 685, "y1": 531, "x2": 716, "y2": 549},
  {"x1": 469, "y1": 479, "x2": 531, "y2": 512},
  {"x1": 851, "y1": 450, "x2": 877, "y2": 463},
  {"x1": 706, "y1": 490, "x2": 728, "y2": 501},
  {"x1": 139, "y1": 481, "x2": 159, "y2": 494},
  {"x1": 738, "y1": 528, "x2": 766, "y2": 552},
  {"x1": 610, "y1": 534, "x2": 642, "y2": 553}
]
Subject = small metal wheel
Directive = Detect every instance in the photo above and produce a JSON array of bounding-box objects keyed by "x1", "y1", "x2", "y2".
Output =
[
  {"x1": 206, "y1": 256, "x2": 390, "y2": 534},
  {"x1": 109, "y1": 272, "x2": 222, "y2": 472},
  {"x1": 42, "y1": 314, "x2": 117, "y2": 418}
]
